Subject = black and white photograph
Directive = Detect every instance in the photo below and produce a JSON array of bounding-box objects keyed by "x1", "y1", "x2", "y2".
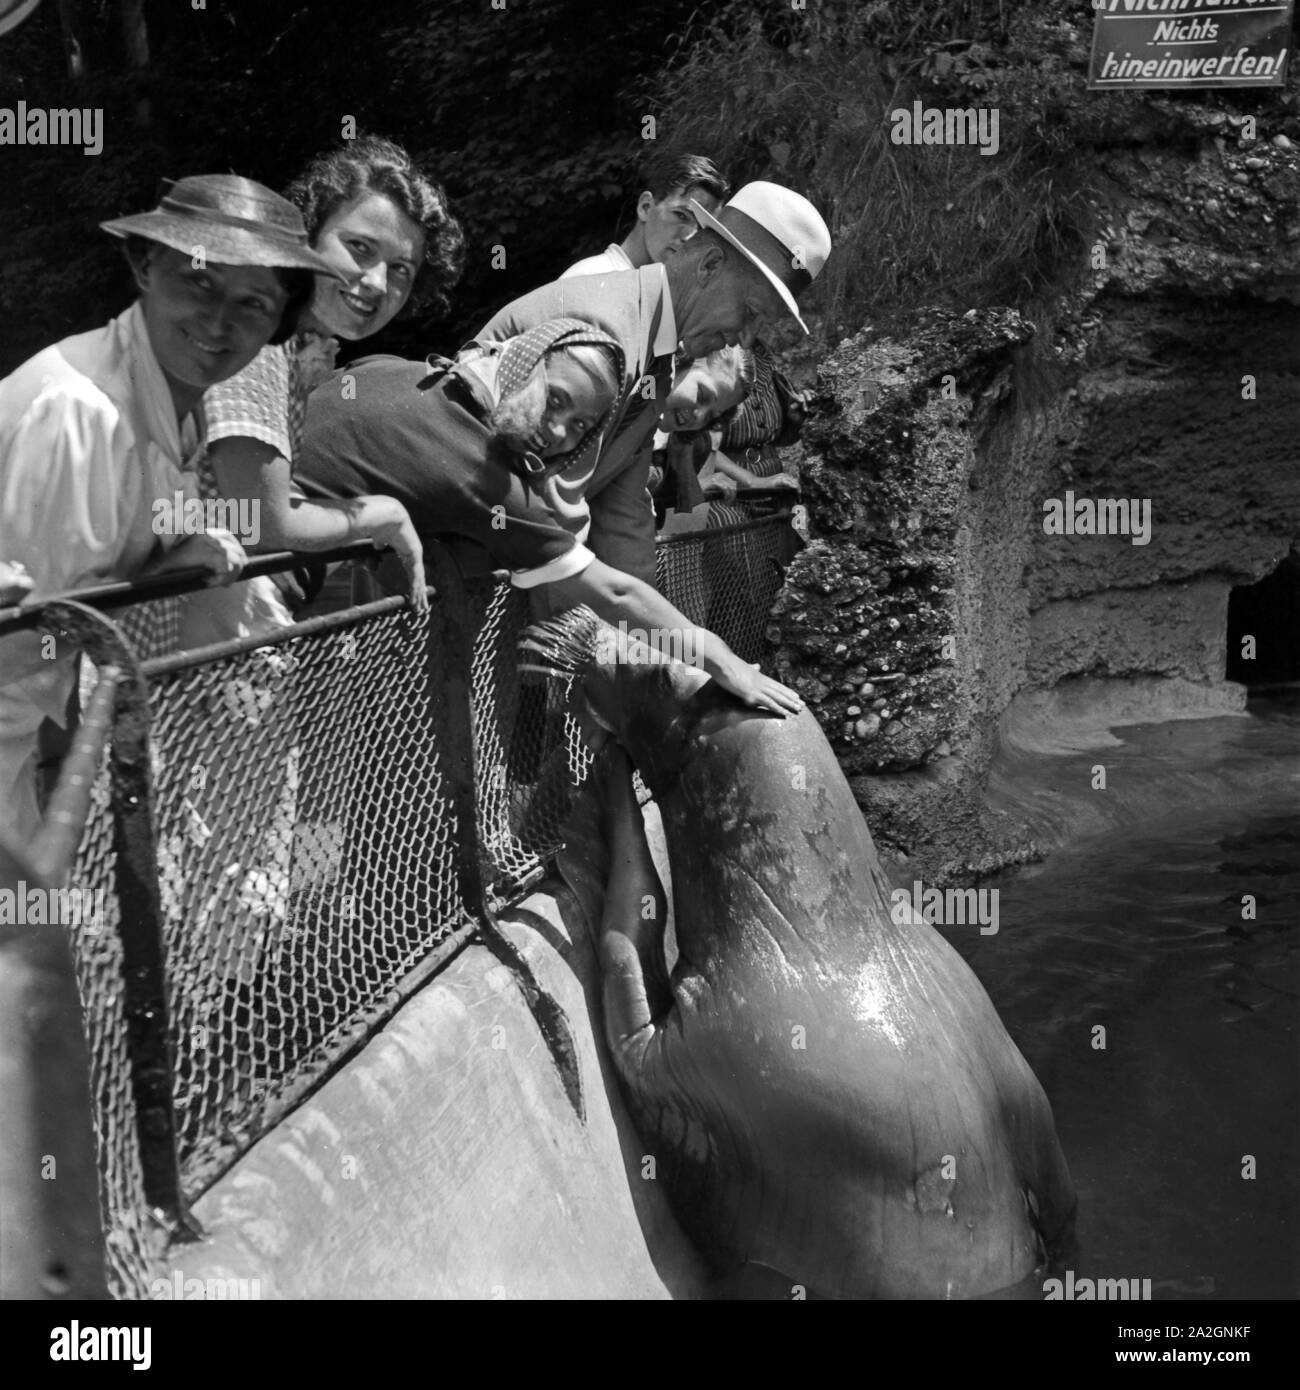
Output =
[{"x1": 1, "y1": 0, "x2": 1296, "y2": 1350}]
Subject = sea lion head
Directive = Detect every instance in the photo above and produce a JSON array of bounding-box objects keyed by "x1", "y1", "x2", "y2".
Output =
[{"x1": 518, "y1": 606, "x2": 709, "y2": 782}]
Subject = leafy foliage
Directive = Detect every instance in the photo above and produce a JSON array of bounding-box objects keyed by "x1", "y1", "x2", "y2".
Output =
[
  {"x1": 643, "y1": 0, "x2": 1101, "y2": 348},
  {"x1": 0, "y1": 0, "x2": 697, "y2": 372},
  {"x1": 1, "y1": 0, "x2": 1174, "y2": 378}
]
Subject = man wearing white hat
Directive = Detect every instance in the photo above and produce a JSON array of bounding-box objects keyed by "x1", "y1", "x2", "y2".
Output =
[
  {"x1": 472, "y1": 180, "x2": 831, "y2": 589},
  {"x1": 684, "y1": 179, "x2": 831, "y2": 339}
]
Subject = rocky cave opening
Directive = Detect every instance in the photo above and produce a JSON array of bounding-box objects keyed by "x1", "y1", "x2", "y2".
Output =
[{"x1": 1226, "y1": 549, "x2": 1300, "y2": 688}]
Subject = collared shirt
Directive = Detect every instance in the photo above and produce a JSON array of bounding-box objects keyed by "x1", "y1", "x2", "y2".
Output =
[
  {"x1": 560, "y1": 243, "x2": 636, "y2": 279},
  {"x1": 202, "y1": 330, "x2": 339, "y2": 470},
  {"x1": 0, "y1": 302, "x2": 202, "y2": 718}
]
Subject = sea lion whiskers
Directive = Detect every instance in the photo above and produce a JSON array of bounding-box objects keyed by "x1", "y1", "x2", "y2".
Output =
[{"x1": 517, "y1": 605, "x2": 605, "y2": 683}]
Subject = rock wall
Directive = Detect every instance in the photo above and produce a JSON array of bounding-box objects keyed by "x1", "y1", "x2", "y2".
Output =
[{"x1": 770, "y1": 49, "x2": 1300, "y2": 882}]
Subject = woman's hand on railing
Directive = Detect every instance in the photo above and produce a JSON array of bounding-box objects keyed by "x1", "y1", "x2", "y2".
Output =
[
  {"x1": 146, "y1": 529, "x2": 247, "y2": 587},
  {"x1": 362, "y1": 498, "x2": 429, "y2": 613}
]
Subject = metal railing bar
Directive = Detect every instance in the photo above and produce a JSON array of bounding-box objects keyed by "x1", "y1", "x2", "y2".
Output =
[
  {"x1": 2, "y1": 511, "x2": 795, "y2": 636},
  {"x1": 0, "y1": 542, "x2": 383, "y2": 635},
  {"x1": 103, "y1": 672, "x2": 197, "y2": 1242},
  {"x1": 26, "y1": 666, "x2": 121, "y2": 884},
  {"x1": 139, "y1": 592, "x2": 421, "y2": 679},
  {"x1": 655, "y1": 507, "x2": 795, "y2": 545}
]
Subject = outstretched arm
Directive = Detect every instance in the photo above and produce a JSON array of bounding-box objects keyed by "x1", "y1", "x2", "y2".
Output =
[
  {"x1": 594, "y1": 744, "x2": 673, "y2": 1068},
  {"x1": 711, "y1": 454, "x2": 798, "y2": 491},
  {"x1": 207, "y1": 435, "x2": 427, "y2": 611},
  {"x1": 545, "y1": 558, "x2": 803, "y2": 718}
]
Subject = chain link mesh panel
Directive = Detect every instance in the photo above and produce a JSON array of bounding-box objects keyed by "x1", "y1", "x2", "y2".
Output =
[
  {"x1": 655, "y1": 510, "x2": 795, "y2": 665},
  {"x1": 67, "y1": 600, "x2": 466, "y2": 1280},
  {"x1": 59, "y1": 512, "x2": 795, "y2": 1296},
  {"x1": 471, "y1": 511, "x2": 796, "y2": 900},
  {"x1": 471, "y1": 581, "x2": 594, "y2": 905},
  {"x1": 145, "y1": 606, "x2": 464, "y2": 1190}
]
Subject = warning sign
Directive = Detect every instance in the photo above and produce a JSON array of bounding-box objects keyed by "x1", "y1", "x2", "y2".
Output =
[{"x1": 1088, "y1": 1, "x2": 1294, "y2": 90}]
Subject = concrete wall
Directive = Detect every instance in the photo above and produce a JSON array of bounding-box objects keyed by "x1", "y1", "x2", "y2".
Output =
[{"x1": 162, "y1": 875, "x2": 707, "y2": 1300}]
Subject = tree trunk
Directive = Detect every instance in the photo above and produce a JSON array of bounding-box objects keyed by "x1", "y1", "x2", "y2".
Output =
[
  {"x1": 119, "y1": 0, "x2": 152, "y2": 128},
  {"x1": 56, "y1": 0, "x2": 88, "y2": 85}
]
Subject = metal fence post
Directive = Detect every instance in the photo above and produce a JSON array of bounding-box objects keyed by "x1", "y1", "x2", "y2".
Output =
[
  {"x1": 0, "y1": 834, "x2": 111, "y2": 1300},
  {"x1": 422, "y1": 547, "x2": 584, "y2": 1119},
  {"x1": 39, "y1": 601, "x2": 198, "y2": 1242},
  {"x1": 423, "y1": 549, "x2": 488, "y2": 917}
]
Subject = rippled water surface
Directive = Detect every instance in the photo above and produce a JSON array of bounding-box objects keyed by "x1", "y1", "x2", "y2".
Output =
[{"x1": 949, "y1": 696, "x2": 1299, "y2": 1301}]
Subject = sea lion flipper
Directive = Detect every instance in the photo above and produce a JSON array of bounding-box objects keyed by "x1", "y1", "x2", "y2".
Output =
[{"x1": 595, "y1": 745, "x2": 675, "y2": 1069}]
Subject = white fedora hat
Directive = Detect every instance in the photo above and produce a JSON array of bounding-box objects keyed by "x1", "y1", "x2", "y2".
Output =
[{"x1": 689, "y1": 180, "x2": 831, "y2": 335}]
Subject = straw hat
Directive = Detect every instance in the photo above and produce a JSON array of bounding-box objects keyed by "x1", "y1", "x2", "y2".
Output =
[
  {"x1": 0, "y1": 0, "x2": 42, "y2": 41},
  {"x1": 689, "y1": 181, "x2": 831, "y2": 335},
  {"x1": 101, "y1": 174, "x2": 344, "y2": 278}
]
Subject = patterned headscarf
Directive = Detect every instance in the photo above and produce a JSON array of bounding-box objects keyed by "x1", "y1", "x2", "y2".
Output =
[
  {"x1": 495, "y1": 317, "x2": 625, "y2": 474},
  {"x1": 492, "y1": 319, "x2": 625, "y2": 478}
]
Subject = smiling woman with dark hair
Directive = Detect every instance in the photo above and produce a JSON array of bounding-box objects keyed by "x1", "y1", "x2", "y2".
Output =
[
  {"x1": 285, "y1": 133, "x2": 465, "y2": 323},
  {"x1": 191, "y1": 134, "x2": 466, "y2": 639}
]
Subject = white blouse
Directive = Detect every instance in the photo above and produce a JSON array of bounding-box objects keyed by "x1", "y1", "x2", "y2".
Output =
[{"x1": 0, "y1": 302, "x2": 201, "y2": 725}]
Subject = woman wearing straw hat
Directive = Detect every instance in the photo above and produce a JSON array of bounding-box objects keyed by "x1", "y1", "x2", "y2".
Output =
[{"x1": 0, "y1": 172, "x2": 339, "y2": 847}]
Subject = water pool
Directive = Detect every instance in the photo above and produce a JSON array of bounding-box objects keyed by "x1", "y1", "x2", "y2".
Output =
[{"x1": 952, "y1": 696, "x2": 1299, "y2": 1300}]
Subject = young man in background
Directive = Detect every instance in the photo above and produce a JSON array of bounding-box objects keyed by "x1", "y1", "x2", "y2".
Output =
[{"x1": 562, "y1": 152, "x2": 729, "y2": 279}]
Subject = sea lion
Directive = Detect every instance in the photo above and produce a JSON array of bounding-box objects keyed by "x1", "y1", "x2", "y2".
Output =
[{"x1": 520, "y1": 608, "x2": 1076, "y2": 1299}]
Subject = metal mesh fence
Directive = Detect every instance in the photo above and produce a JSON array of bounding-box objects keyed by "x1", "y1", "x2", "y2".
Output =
[
  {"x1": 470, "y1": 580, "x2": 595, "y2": 905},
  {"x1": 467, "y1": 510, "x2": 798, "y2": 899},
  {"x1": 43, "y1": 508, "x2": 796, "y2": 1298},
  {"x1": 655, "y1": 511, "x2": 793, "y2": 664},
  {"x1": 68, "y1": 748, "x2": 165, "y2": 1302},
  {"x1": 67, "y1": 598, "x2": 468, "y2": 1295},
  {"x1": 142, "y1": 604, "x2": 465, "y2": 1189}
]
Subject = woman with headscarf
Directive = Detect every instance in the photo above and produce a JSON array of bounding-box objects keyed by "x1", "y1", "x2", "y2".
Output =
[{"x1": 298, "y1": 319, "x2": 803, "y2": 712}]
